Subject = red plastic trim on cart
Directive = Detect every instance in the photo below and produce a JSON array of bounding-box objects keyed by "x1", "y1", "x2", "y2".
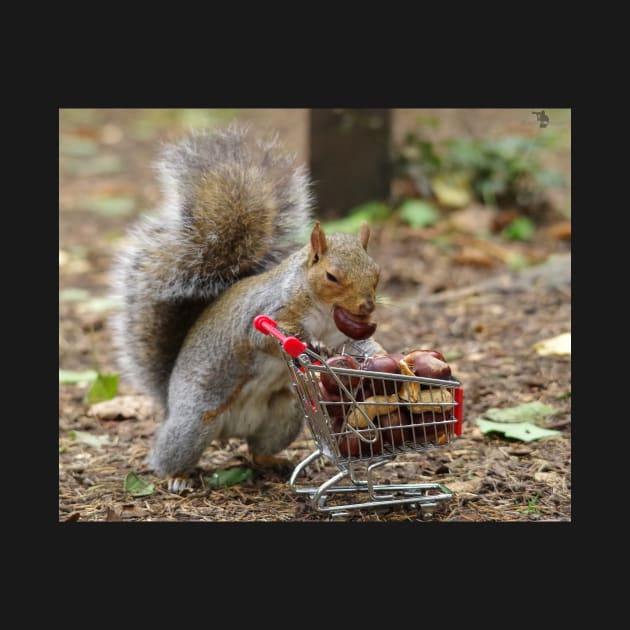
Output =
[
  {"x1": 253, "y1": 315, "x2": 307, "y2": 358},
  {"x1": 454, "y1": 386, "x2": 464, "y2": 436}
]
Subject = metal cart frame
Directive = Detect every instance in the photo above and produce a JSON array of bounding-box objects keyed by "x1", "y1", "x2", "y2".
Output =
[{"x1": 254, "y1": 315, "x2": 463, "y2": 518}]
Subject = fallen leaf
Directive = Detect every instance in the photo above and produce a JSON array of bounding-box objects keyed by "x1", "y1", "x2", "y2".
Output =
[
  {"x1": 544, "y1": 221, "x2": 571, "y2": 240},
  {"x1": 69, "y1": 430, "x2": 111, "y2": 449},
  {"x1": 204, "y1": 467, "x2": 254, "y2": 487},
  {"x1": 502, "y1": 216, "x2": 535, "y2": 241},
  {"x1": 398, "y1": 199, "x2": 440, "y2": 227},
  {"x1": 534, "y1": 471, "x2": 563, "y2": 485},
  {"x1": 483, "y1": 401, "x2": 558, "y2": 424},
  {"x1": 86, "y1": 374, "x2": 120, "y2": 404},
  {"x1": 74, "y1": 154, "x2": 123, "y2": 177},
  {"x1": 88, "y1": 395, "x2": 155, "y2": 421},
  {"x1": 124, "y1": 472, "x2": 155, "y2": 497},
  {"x1": 476, "y1": 418, "x2": 561, "y2": 442},
  {"x1": 533, "y1": 332, "x2": 571, "y2": 356},
  {"x1": 431, "y1": 172, "x2": 473, "y2": 208},
  {"x1": 84, "y1": 195, "x2": 135, "y2": 216},
  {"x1": 60, "y1": 136, "x2": 99, "y2": 157},
  {"x1": 77, "y1": 296, "x2": 122, "y2": 314},
  {"x1": 59, "y1": 369, "x2": 98, "y2": 384},
  {"x1": 448, "y1": 204, "x2": 496, "y2": 235},
  {"x1": 451, "y1": 246, "x2": 497, "y2": 267},
  {"x1": 59, "y1": 288, "x2": 91, "y2": 303},
  {"x1": 443, "y1": 479, "x2": 480, "y2": 495}
]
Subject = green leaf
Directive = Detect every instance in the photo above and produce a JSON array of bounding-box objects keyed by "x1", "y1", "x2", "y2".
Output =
[
  {"x1": 482, "y1": 401, "x2": 558, "y2": 423},
  {"x1": 86, "y1": 374, "x2": 120, "y2": 404},
  {"x1": 431, "y1": 172, "x2": 473, "y2": 208},
  {"x1": 175, "y1": 109, "x2": 238, "y2": 129},
  {"x1": 502, "y1": 216, "x2": 536, "y2": 241},
  {"x1": 84, "y1": 195, "x2": 136, "y2": 217},
  {"x1": 70, "y1": 430, "x2": 111, "y2": 449},
  {"x1": 347, "y1": 201, "x2": 391, "y2": 221},
  {"x1": 59, "y1": 369, "x2": 98, "y2": 384},
  {"x1": 398, "y1": 199, "x2": 440, "y2": 227},
  {"x1": 322, "y1": 201, "x2": 390, "y2": 234},
  {"x1": 82, "y1": 296, "x2": 122, "y2": 313},
  {"x1": 506, "y1": 252, "x2": 529, "y2": 271},
  {"x1": 204, "y1": 467, "x2": 254, "y2": 487},
  {"x1": 476, "y1": 418, "x2": 561, "y2": 442},
  {"x1": 533, "y1": 170, "x2": 565, "y2": 189},
  {"x1": 59, "y1": 288, "x2": 91, "y2": 303},
  {"x1": 60, "y1": 136, "x2": 99, "y2": 157},
  {"x1": 124, "y1": 472, "x2": 155, "y2": 497},
  {"x1": 443, "y1": 351, "x2": 462, "y2": 361},
  {"x1": 321, "y1": 216, "x2": 368, "y2": 234}
]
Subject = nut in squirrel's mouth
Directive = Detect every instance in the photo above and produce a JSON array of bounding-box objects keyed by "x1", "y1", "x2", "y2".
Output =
[
  {"x1": 340, "y1": 309, "x2": 371, "y2": 323},
  {"x1": 333, "y1": 305, "x2": 377, "y2": 340}
]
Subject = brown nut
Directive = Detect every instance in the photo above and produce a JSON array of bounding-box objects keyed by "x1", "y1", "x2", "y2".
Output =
[
  {"x1": 319, "y1": 355, "x2": 361, "y2": 395},
  {"x1": 377, "y1": 408, "x2": 411, "y2": 449},
  {"x1": 318, "y1": 381, "x2": 354, "y2": 419},
  {"x1": 337, "y1": 429, "x2": 383, "y2": 459},
  {"x1": 406, "y1": 411, "x2": 451, "y2": 445},
  {"x1": 404, "y1": 348, "x2": 446, "y2": 362},
  {"x1": 333, "y1": 306, "x2": 377, "y2": 340},
  {"x1": 403, "y1": 351, "x2": 452, "y2": 381},
  {"x1": 363, "y1": 352, "x2": 404, "y2": 396}
]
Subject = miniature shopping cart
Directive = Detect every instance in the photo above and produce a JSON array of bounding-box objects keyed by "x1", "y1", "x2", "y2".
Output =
[{"x1": 254, "y1": 315, "x2": 464, "y2": 518}]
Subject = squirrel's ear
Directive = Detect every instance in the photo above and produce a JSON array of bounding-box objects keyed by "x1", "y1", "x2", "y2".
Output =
[
  {"x1": 359, "y1": 222, "x2": 370, "y2": 250},
  {"x1": 310, "y1": 221, "x2": 328, "y2": 262}
]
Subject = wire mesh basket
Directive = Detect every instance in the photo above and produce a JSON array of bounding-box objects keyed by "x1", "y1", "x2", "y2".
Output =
[{"x1": 254, "y1": 315, "x2": 464, "y2": 518}]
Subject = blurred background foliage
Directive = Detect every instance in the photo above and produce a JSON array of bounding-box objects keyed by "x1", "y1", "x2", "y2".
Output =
[{"x1": 60, "y1": 107, "x2": 570, "y2": 269}]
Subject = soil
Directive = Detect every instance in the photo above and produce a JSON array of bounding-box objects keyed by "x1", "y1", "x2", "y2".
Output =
[{"x1": 59, "y1": 109, "x2": 571, "y2": 522}]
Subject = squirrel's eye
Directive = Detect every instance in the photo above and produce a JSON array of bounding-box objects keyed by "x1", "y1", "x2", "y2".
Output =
[{"x1": 326, "y1": 271, "x2": 338, "y2": 283}]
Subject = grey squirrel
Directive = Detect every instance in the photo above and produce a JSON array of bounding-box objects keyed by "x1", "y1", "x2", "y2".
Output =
[{"x1": 111, "y1": 124, "x2": 382, "y2": 490}]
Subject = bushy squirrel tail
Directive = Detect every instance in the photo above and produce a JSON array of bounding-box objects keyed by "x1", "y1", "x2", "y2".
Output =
[{"x1": 111, "y1": 124, "x2": 313, "y2": 403}]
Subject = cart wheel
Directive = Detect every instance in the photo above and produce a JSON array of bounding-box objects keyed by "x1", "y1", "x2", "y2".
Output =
[{"x1": 419, "y1": 501, "x2": 438, "y2": 520}]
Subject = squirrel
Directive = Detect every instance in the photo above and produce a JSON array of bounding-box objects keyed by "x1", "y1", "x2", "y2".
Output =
[{"x1": 111, "y1": 123, "x2": 382, "y2": 491}]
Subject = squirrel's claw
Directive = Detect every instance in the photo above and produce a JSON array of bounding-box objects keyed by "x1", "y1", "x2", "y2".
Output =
[{"x1": 166, "y1": 476, "x2": 195, "y2": 494}]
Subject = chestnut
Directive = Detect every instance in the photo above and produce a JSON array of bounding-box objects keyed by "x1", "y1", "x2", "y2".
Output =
[
  {"x1": 337, "y1": 428, "x2": 383, "y2": 459},
  {"x1": 406, "y1": 411, "x2": 451, "y2": 445},
  {"x1": 319, "y1": 355, "x2": 361, "y2": 395},
  {"x1": 363, "y1": 352, "x2": 404, "y2": 396},
  {"x1": 333, "y1": 305, "x2": 377, "y2": 340},
  {"x1": 377, "y1": 407, "x2": 410, "y2": 450},
  {"x1": 403, "y1": 351, "x2": 452, "y2": 381}
]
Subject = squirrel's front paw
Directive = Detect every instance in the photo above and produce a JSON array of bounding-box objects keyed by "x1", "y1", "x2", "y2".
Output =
[{"x1": 166, "y1": 475, "x2": 195, "y2": 494}]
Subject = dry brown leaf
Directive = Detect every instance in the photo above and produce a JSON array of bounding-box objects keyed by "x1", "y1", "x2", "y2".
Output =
[
  {"x1": 451, "y1": 246, "x2": 497, "y2": 268},
  {"x1": 544, "y1": 221, "x2": 571, "y2": 240},
  {"x1": 445, "y1": 479, "x2": 481, "y2": 495},
  {"x1": 533, "y1": 332, "x2": 571, "y2": 356},
  {"x1": 87, "y1": 395, "x2": 156, "y2": 421},
  {"x1": 448, "y1": 204, "x2": 496, "y2": 234},
  {"x1": 534, "y1": 471, "x2": 563, "y2": 486}
]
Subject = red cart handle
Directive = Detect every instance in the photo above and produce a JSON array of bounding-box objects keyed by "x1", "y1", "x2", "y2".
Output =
[{"x1": 253, "y1": 314, "x2": 307, "y2": 358}]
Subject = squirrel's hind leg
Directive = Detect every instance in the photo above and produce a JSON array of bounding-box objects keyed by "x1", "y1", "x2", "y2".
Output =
[{"x1": 147, "y1": 409, "x2": 217, "y2": 481}]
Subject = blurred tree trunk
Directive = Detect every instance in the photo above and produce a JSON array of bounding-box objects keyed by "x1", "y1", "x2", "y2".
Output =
[{"x1": 309, "y1": 109, "x2": 391, "y2": 219}]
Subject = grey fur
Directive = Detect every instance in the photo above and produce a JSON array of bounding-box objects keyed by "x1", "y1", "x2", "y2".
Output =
[
  {"x1": 111, "y1": 124, "x2": 313, "y2": 403},
  {"x1": 110, "y1": 124, "x2": 381, "y2": 482}
]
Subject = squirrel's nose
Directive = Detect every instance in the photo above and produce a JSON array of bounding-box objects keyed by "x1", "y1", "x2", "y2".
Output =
[{"x1": 359, "y1": 299, "x2": 375, "y2": 315}]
